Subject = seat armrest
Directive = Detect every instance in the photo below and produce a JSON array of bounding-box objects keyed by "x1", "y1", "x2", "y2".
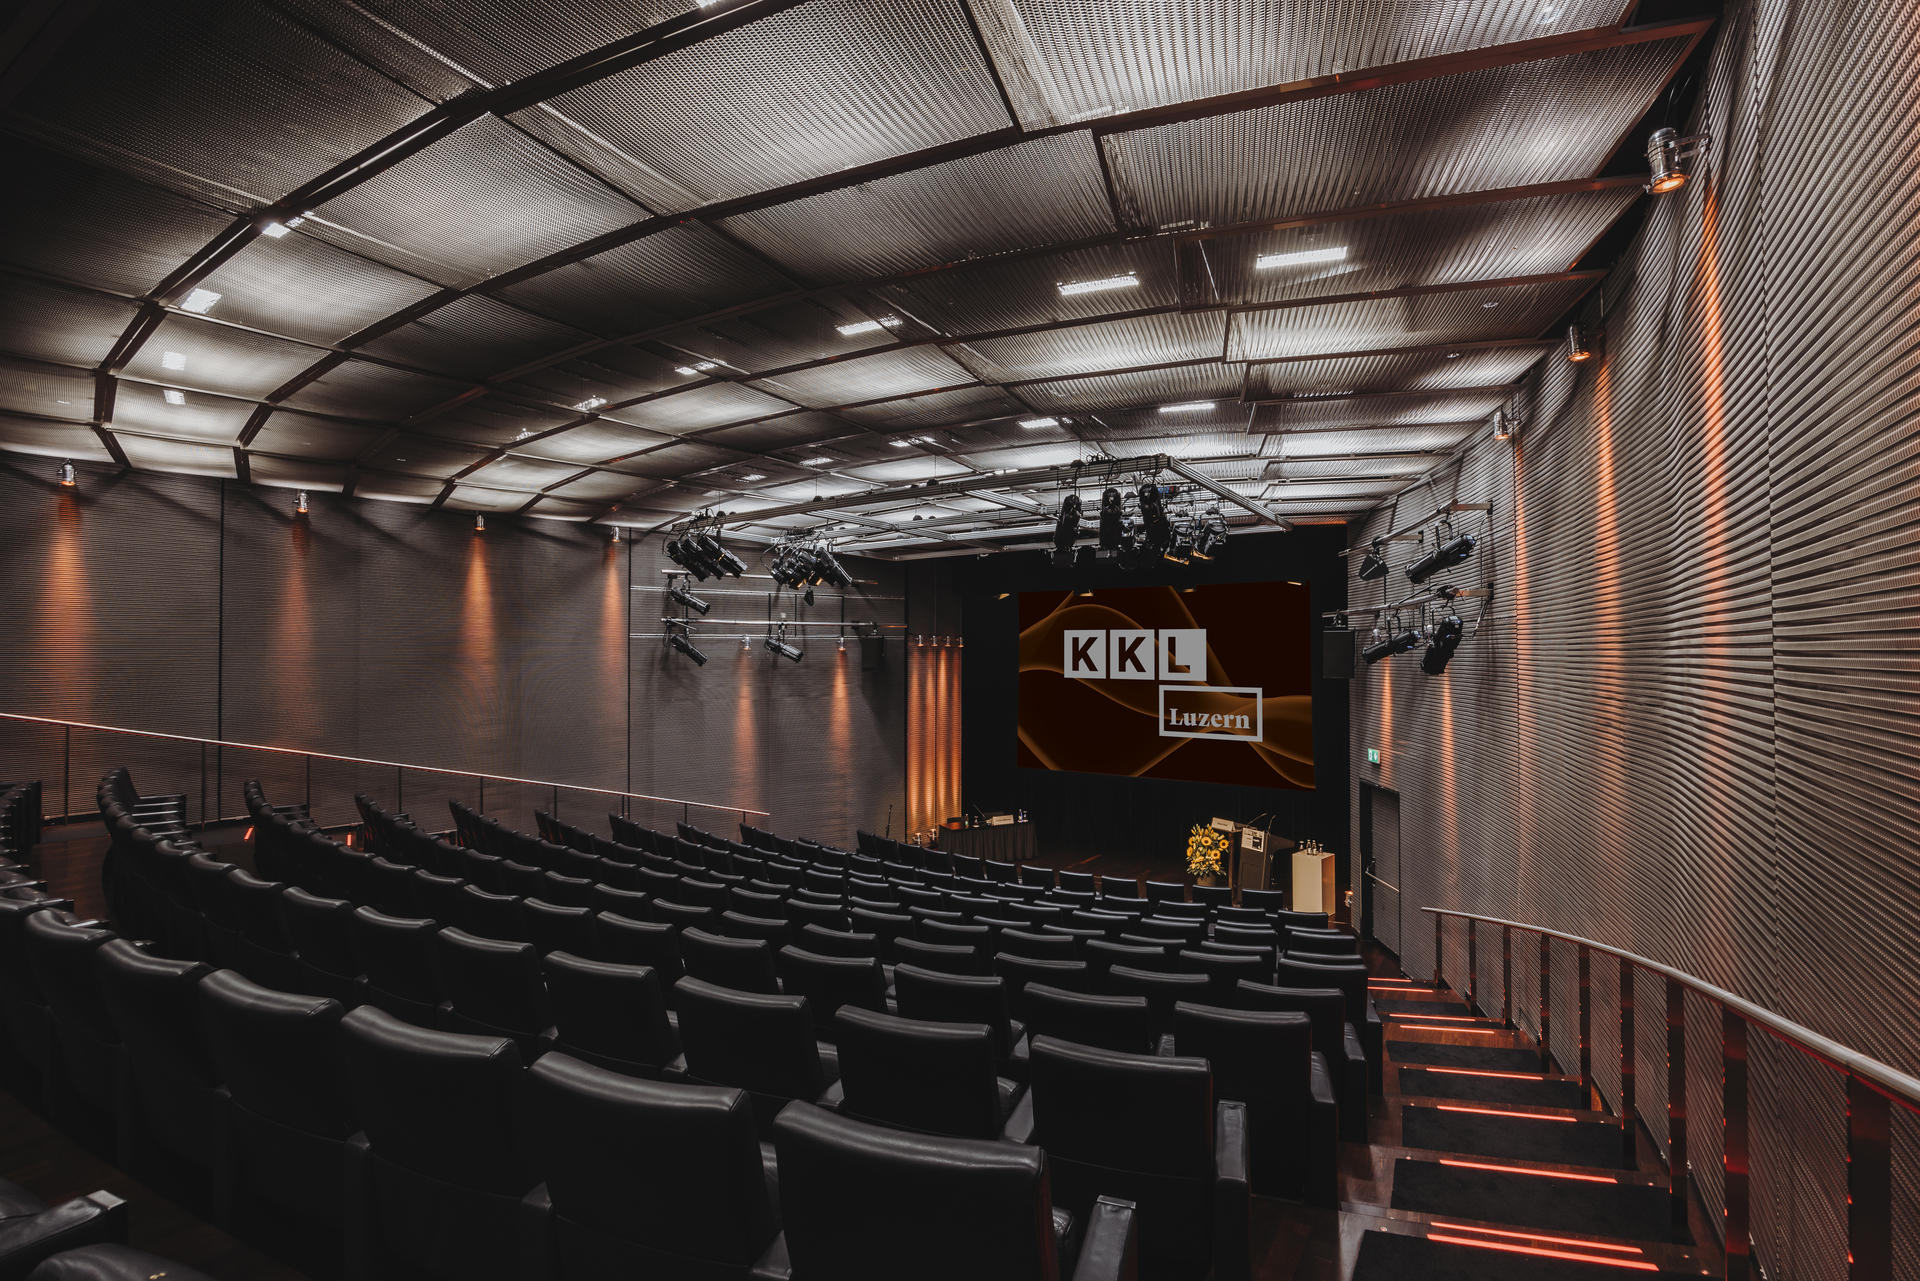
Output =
[
  {"x1": 661, "y1": 1053, "x2": 689, "y2": 1083},
  {"x1": 1211, "y1": 1101, "x2": 1251, "y2": 1281},
  {"x1": 1155, "y1": 1033, "x2": 1175, "y2": 1057},
  {"x1": 1071, "y1": 1196, "x2": 1138, "y2": 1281},
  {"x1": 1362, "y1": 998, "x2": 1384, "y2": 1093},
  {"x1": 748, "y1": 1232, "x2": 791, "y2": 1280},
  {"x1": 343, "y1": 1133, "x2": 373, "y2": 1281},
  {"x1": 1306, "y1": 1052, "x2": 1339, "y2": 1207},
  {"x1": 517, "y1": 1182, "x2": 551, "y2": 1281},
  {"x1": 1338, "y1": 1024, "x2": 1368, "y2": 1143},
  {"x1": 1000, "y1": 1087, "x2": 1036, "y2": 1145},
  {"x1": 816, "y1": 1078, "x2": 845, "y2": 1110},
  {"x1": 0, "y1": 1191, "x2": 129, "y2": 1277}
]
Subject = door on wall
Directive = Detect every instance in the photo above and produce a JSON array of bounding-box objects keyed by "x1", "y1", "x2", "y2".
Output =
[{"x1": 1360, "y1": 784, "x2": 1401, "y2": 954}]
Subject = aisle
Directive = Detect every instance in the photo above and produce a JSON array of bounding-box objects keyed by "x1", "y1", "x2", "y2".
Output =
[{"x1": 1333, "y1": 973, "x2": 1724, "y2": 1277}]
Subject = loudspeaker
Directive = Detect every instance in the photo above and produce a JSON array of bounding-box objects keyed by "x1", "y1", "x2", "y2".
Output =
[{"x1": 1322, "y1": 630, "x2": 1354, "y2": 679}]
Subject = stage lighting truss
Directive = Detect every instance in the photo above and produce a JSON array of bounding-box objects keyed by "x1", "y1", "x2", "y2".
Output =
[
  {"x1": 665, "y1": 518, "x2": 747, "y2": 581},
  {"x1": 769, "y1": 537, "x2": 854, "y2": 597}
]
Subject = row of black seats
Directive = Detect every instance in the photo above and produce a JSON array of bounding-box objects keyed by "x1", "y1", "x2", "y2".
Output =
[{"x1": 0, "y1": 783, "x2": 43, "y2": 868}]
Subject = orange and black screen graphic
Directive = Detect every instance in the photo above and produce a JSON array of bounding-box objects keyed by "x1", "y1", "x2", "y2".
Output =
[{"x1": 1016, "y1": 583, "x2": 1313, "y2": 789}]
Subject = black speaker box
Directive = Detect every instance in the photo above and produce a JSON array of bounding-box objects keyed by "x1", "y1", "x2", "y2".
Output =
[{"x1": 1323, "y1": 630, "x2": 1354, "y2": 679}]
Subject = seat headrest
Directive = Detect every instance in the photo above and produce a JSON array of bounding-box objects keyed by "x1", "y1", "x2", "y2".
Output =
[
  {"x1": 197, "y1": 969, "x2": 352, "y2": 1136},
  {"x1": 1028, "y1": 1035, "x2": 1214, "y2": 1178},
  {"x1": 1171, "y1": 1003, "x2": 1312, "y2": 1099},
  {"x1": 96, "y1": 939, "x2": 216, "y2": 1083}
]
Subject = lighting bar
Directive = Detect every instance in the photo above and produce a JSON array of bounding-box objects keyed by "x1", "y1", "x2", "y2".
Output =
[
  {"x1": 799, "y1": 457, "x2": 835, "y2": 467},
  {"x1": 1437, "y1": 1160, "x2": 1616, "y2": 1184},
  {"x1": 1158, "y1": 401, "x2": 1214, "y2": 413},
  {"x1": 163, "y1": 389, "x2": 186, "y2": 405},
  {"x1": 1430, "y1": 1223, "x2": 1644, "y2": 1254},
  {"x1": 1019, "y1": 417, "x2": 1059, "y2": 429},
  {"x1": 1058, "y1": 274, "x2": 1138, "y2": 296},
  {"x1": 836, "y1": 317, "x2": 901, "y2": 336},
  {"x1": 1423, "y1": 1235, "x2": 1656, "y2": 1271},
  {"x1": 573, "y1": 396, "x2": 608, "y2": 412},
  {"x1": 1255, "y1": 246, "x2": 1348, "y2": 269},
  {"x1": 739, "y1": 473, "x2": 766, "y2": 481},
  {"x1": 180, "y1": 289, "x2": 222, "y2": 314},
  {"x1": 161, "y1": 351, "x2": 186, "y2": 370},
  {"x1": 674, "y1": 361, "x2": 718, "y2": 375},
  {"x1": 1434, "y1": 1106, "x2": 1574, "y2": 1122},
  {"x1": 262, "y1": 222, "x2": 292, "y2": 238}
]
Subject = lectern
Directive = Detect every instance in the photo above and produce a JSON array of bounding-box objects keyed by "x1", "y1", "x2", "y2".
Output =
[{"x1": 1291, "y1": 847, "x2": 1337, "y2": 913}]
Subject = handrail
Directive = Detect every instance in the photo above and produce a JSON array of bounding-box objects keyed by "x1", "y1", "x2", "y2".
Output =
[
  {"x1": 0, "y1": 711, "x2": 768, "y2": 819},
  {"x1": 1421, "y1": 907, "x2": 1920, "y2": 1111}
]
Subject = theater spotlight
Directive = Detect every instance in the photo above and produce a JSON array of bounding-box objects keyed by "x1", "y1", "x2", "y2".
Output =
[
  {"x1": 1405, "y1": 533, "x2": 1475, "y2": 584},
  {"x1": 1492, "y1": 409, "x2": 1512, "y2": 441},
  {"x1": 669, "y1": 633, "x2": 708, "y2": 666},
  {"x1": 668, "y1": 586, "x2": 711, "y2": 615},
  {"x1": 1191, "y1": 508, "x2": 1227, "y2": 559},
  {"x1": 1361, "y1": 628, "x2": 1422, "y2": 664},
  {"x1": 693, "y1": 532, "x2": 746, "y2": 577},
  {"x1": 295, "y1": 490, "x2": 308, "y2": 514},
  {"x1": 1164, "y1": 516, "x2": 1194, "y2": 565},
  {"x1": 474, "y1": 513, "x2": 485, "y2": 532},
  {"x1": 1646, "y1": 127, "x2": 1709, "y2": 194},
  {"x1": 1136, "y1": 482, "x2": 1173, "y2": 557},
  {"x1": 1420, "y1": 614, "x2": 1465, "y2": 675},
  {"x1": 1356, "y1": 540, "x2": 1389, "y2": 581},
  {"x1": 812, "y1": 544, "x2": 853, "y2": 588},
  {"x1": 1566, "y1": 324, "x2": 1591, "y2": 363},
  {"x1": 58, "y1": 460, "x2": 76, "y2": 487},
  {"x1": 765, "y1": 637, "x2": 803, "y2": 663},
  {"x1": 1052, "y1": 493, "x2": 1082, "y2": 569},
  {"x1": 666, "y1": 538, "x2": 708, "y2": 580}
]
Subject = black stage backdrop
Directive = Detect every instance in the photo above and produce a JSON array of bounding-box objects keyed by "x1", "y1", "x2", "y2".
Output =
[{"x1": 956, "y1": 526, "x2": 1349, "y2": 879}]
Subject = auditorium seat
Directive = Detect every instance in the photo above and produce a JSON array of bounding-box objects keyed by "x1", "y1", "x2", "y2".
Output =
[
  {"x1": 1174, "y1": 950, "x2": 1269, "y2": 1003},
  {"x1": 776, "y1": 948, "x2": 888, "y2": 1040},
  {"x1": 672, "y1": 977, "x2": 837, "y2": 1136},
  {"x1": 717, "y1": 910, "x2": 791, "y2": 949},
  {"x1": 1019, "y1": 1037, "x2": 1249, "y2": 1281},
  {"x1": 23, "y1": 912, "x2": 121, "y2": 1143},
  {"x1": 996, "y1": 928, "x2": 1077, "y2": 961},
  {"x1": 1284, "y1": 927, "x2": 1358, "y2": 957},
  {"x1": 918, "y1": 918, "x2": 991, "y2": 951},
  {"x1": 0, "y1": 900, "x2": 58, "y2": 1100},
  {"x1": 890, "y1": 964, "x2": 1027, "y2": 1078},
  {"x1": 1274, "y1": 957, "x2": 1380, "y2": 1092},
  {"x1": 1190, "y1": 884, "x2": 1233, "y2": 912},
  {"x1": 1152, "y1": 900, "x2": 1207, "y2": 922},
  {"x1": 782, "y1": 898, "x2": 848, "y2": 934},
  {"x1": 435, "y1": 929, "x2": 554, "y2": 1058},
  {"x1": 796, "y1": 924, "x2": 875, "y2": 958},
  {"x1": 1211, "y1": 907, "x2": 1269, "y2": 928},
  {"x1": 729, "y1": 886, "x2": 786, "y2": 918},
  {"x1": 993, "y1": 954, "x2": 1090, "y2": 1021},
  {"x1": 1169, "y1": 1004, "x2": 1335, "y2": 1206},
  {"x1": 1272, "y1": 909, "x2": 1330, "y2": 930},
  {"x1": 348, "y1": 907, "x2": 450, "y2": 1029},
  {"x1": 591, "y1": 913, "x2": 684, "y2": 985},
  {"x1": 1103, "y1": 966, "x2": 1210, "y2": 1042},
  {"x1": 278, "y1": 887, "x2": 361, "y2": 1004},
  {"x1": 538, "y1": 870, "x2": 596, "y2": 910},
  {"x1": 454, "y1": 885, "x2": 525, "y2": 944},
  {"x1": 521, "y1": 898, "x2": 597, "y2": 958},
  {"x1": 198, "y1": 971, "x2": 354, "y2": 1231},
  {"x1": 409, "y1": 868, "x2": 468, "y2": 925},
  {"x1": 0, "y1": 1187, "x2": 131, "y2": 1278},
  {"x1": 650, "y1": 898, "x2": 719, "y2": 933},
  {"x1": 1142, "y1": 880, "x2": 1185, "y2": 908},
  {"x1": 1190, "y1": 941, "x2": 1277, "y2": 983},
  {"x1": 893, "y1": 937, "x2": 986, "y2": 977},
  {"x1": 182, "y1": 853, "x2": 244, "y2": 972},
  {"x1": 1022, "y1": 985, "x2": 1155, "y2": 1057},
  {"x1": 829, "y1": 1007, "x2": 1024, "y2": 1141},
  {"x1": 524, "y1": 1052, "x2": 783, "y2": 1279},
  {"x1": 1237, "y1": 889, "x2": 1285, "y2": 914},
  {"x1": 339, "y1": 1008, "x2": 543, "y2": 1281},
  {"x1": 682, "y1": 929, "x2": 782, "y2": 995},
  {"x1": 848, "y1": 907, "x2": 913, "y2": 963},
  {"x1": 1236, "y1": 982, "x2": 1367, "y2": 1142},
  {"x1": 1213, "y1": 923, "x2": 1280, "y2": 950},
  {"x1": 1084, "y1": 939, "x2": 1173, "y2": 990},
  {"x1": 1128, "y1": 918, "x2": 1206, "y2": 947},
  {"x1": 1097, "y1": 877, "x2": 1139, "y2": 901},
  {"x1": 365, "y1": 856, "x2": 418, "y2": 918},
  {"x1": 589, "y1": 883, "x2": 650, "y2": 919},
  {"x1": 542, "y1": 952, "x2": 680, "y2": 1080},
  {"x1": 24, "y1": 1243, "x2": 218, "y2": 1281}
]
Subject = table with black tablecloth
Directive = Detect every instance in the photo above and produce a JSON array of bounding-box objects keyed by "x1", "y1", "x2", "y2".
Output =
[{"x1": 934, "y1": 823, "x2": 1038, "y2": 865}]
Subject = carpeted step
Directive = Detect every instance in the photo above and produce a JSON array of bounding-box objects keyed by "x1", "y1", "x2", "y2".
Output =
[
  {"x1": 1391, "y1": 1157, "x2": 1678, "y2": 1243},
  {"x1": 1401, "y1": 1104, "x2": 1632, "y2": 1170},
  {"x1": 1399, "y1": 1066, "x2": 1587, "y2": 1110},
  {"x1": 1353, "y1": 1229, "x2": 1685, "y2": 1279},
  {"x1": 1389, "y1": 1040, "x2": 1546, "y2": 1073},
  {"x1": 1374, "y1": 998, "x2": 1474, "y2": 1015}
]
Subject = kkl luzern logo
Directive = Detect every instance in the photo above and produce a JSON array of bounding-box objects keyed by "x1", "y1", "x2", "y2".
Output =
[{"x1": 1062, "y1": 630, "x2": 1264, "y2": 740}]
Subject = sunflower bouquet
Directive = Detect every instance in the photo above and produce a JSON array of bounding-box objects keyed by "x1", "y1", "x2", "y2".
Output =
[{"x1": 1185, "y1": 823, "x2": 1228, "y2": 880}]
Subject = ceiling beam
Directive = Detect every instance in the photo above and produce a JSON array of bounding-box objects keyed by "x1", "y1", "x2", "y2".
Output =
[
  {"x1": 89, "y1": 424, "x2": 130, "y2": 470},
  {"x1": 231, "y1": 447, "x2": 251, "y2": 485},
  {"x1": 1163, "y1": 457, "x2": 1291, "y2": 531}
]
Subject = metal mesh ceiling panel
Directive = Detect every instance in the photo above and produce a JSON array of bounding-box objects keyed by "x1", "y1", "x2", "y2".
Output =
[
  {"x1": 1017, "y1": 361, "x2": 1242, "y2": 412},
  {"x1": 955, "y1": 440, "x2": 1089, "y2": 472},
  {"x1": 522, "y1": 496, "x2": 604, "y2": 520},
  {"x1": 414, "y1": 398, "x2": 579, "y2": 448},
  {"x1": 0, "y1": 415, "x2": 112, "y2": 460},
  {"x1": 12, "y1": 0, "x2": 428, "y2": 205},
  {"x1": 543, "y1": 468, "x2": 659, "y2": 500},
  {"x1": 874, "y1": 241, "x2": 1176, "y2": 337},
  {"x1": 645, "y1": 299, "x2": 942, "y2": 378},
  {"x1": 445, "y1": 484, "x2": 536, "y2": 512},
  {"x1": 1105, "y1": 40, "x2": 1690, "y2": 229},
  {"x1": 698, "y1": 412, "x2": 854, "y2": 455},
  {"x1": 1245, "y1": 343, "x2": 1552, "y2": 397},
  {"x1": 971, "y1": 0, "x2": 1624, "y2": 129},
  {"x1": 244, "y1": 455, "x2": 351, "y2": 490},
  {"x1": 357, "y1": 296, "x2": 599, "y2": 382},
  {"x1": 461, "y1": 454, "x2": 586, "y2": 490},
  {"x1": 841, "y1": 455, "x2": 976, "y2": 484},
  {"x1": 1270, "y1": 423, "x2": 1477, "y2": 456},
  {"x1": 497, "y1": 347, "x2": 728, "y2": 411},
  {"x1": 112, "y1": 382, "x2": 254, "y2": 443},
  {"x1": 280, "y1": 361, "x2": 474, "y2": 421},
  {"x1": 496, "y1": 222, "x2": 793, "y2": 339},
  {"x1": 116, "y1": 435, "x2": 238, "y2": 478},
  {"x1": 832, "y1": 385, "x2": 1032, "y2": 429},
  {"x1": 521, "y1": 422, "x2": 673, "y2": 465},
  {"x1": 719, "y1": 133, "x2": 1113, "y2": 283},
  {"x1": 1266, "y1": 455, "x2": 1436, "y2": 480},
  {"x1": 603, "y1": 441, "x2": 757, "y2": 479},
  {"x1": 195, "y1": 232, "x2": 447, "y2": 346},
  {"x1": 1228, "y1": 277, "x2": 1597, "y2": 361},
  {"x1": 531, "y1": 0, "x2": 1010, "y2": 209},
  {"x1": 248, "y1": 411, "x2": 385, "y2": 460},
  {"x1": 1089, "y1": 415, "x2": 1258, "y2": 445},
  {"x1": 1190, "y1": 186, "x2": 1642, "y2": 309},
  {"x1": 617, "y1": 383, "x2": 797, "y2": 435},
  {"x1": 0, "y1": 357, "x2": 94, "y2": 421},
  {"x1": 358, "y1": 431, "x2": 492, "y2": 477},
  {"x1": 352, "y1": 472, "x2": 447, "y2": 503},
  {"x1": 351, "y1": 0, "x2": 694, "y2": 88},
  {"x1": 122, "y1": 317, "x2": 327, "y2": 401},
  {"x1": 750, "y1": 347, "x2": 975, "y2": 408},
  {"x1": 1251, "y1": 388, "x2": 1511, "y2": 433},
  {"x1": 1263, "y1": 479, "x2": 1400, "y2": 500},
  {"x1": 0, "y1": 142, "x2": 234, "y2": 296},
  {"x1": 958, "y1": 311, "x2": 1226, "y2": 382},
  {"x1": 0, "y1": 278, "x2": 141, "y2": 367},
  {"x1": 316, "y1": 116, "x2": 647, "y2": 287}
]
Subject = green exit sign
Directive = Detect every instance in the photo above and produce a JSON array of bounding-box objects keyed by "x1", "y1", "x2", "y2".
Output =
[{"x1": 1366, "y1": 748, "x2": 1381, "y2": 765}]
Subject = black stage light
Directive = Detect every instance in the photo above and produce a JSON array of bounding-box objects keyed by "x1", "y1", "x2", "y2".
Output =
[
  {"x1": 669, "y1": 633, "x2": 708, "y2": 666},
  {"x1": 666, "y1": 538, "x2": 710, "y2": 581},
  {"x1": 813, "y1": 545, "x2": 853, "y2": 588},
  {"x1": 1356, "y1": 540, "x2": 1389, "y2": 581},
  {"x1": 1052, "y1": 493, "x2": 1082, "y2": 569},
  {"x1": 1405, "y1": 533, "x2": 1476, "y2": 584},
  {"x1": 1421, "y1": 615, "x2": 1465, "y2": 675},
  {"x1": 765, "y1": 637, "x2": 804, "y2": 663},
  {"x1": 1136, "y1": 483, "x2": 1173, "y2": 556},
  {"x1": 668, "y1": 586, "x2": 711, "y2": 615},
  {"x1": 1097, "y1": 488, "x2": 1125, "y2": 549},
  {"x1": 694, "y1": 532, "x2": 745, "y2": 577},
  {"x1": 1191, "y1": 509, "x2": 1227, "y2": 559},
  {"x1": 1361, "y1": 629, "x2": 1422, "y2": 664},
  {"x1": 1164, "y1": 517, "x2": 1193, "y2": 564}
]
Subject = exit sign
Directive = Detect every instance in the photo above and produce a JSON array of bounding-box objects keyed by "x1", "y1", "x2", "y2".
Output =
[{"x1": 1367, "y1": 748, "x2": 1381, "y2": 765}]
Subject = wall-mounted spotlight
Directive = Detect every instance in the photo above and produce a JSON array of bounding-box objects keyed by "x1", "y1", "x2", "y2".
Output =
[
  {"x1": 474, "y1": 513, "x2": 485, "y2": 532},
  {"x1": 1356, "y1": 540, "x2": 1389, "y2": 581},
  {"x1": 1566, "y1": 324, "x2": 1591, "y2": 363},
  {"x1": 1361, "y1": 629, "x2": 1422, "y2": 664},
  {"x1": 1405, "y1": 533, "x2": 1475, "y2": 584},
  {"x1": 609, "y1": 526, "x2": 621, "y2": 543},
  {"x1": 1492, "y1": 410, "x2": 1512, "y2": 442},
  {"x1": 296, "y1": 490, "x2": 309, "y2": 514},
  {"x1": 765, "y1": 637, "x2": 803, "y2": 663},
  {"x1": 1645, "y1": 127, "x2": 1710, "y2": 194},
  {"x1": 1420, "y1": 615, "x2": 1465, "y2": 675},
  {"x1": 1052, "y1": 493, "x2": 1082, "y2": 569},
  {"x1": 669, "y1": 633, "x2": 708, "y2": 666},
  {"x1": 668, "y1": 586, "x2": 711, "y2": 615},
  {"x1": 58, "y1": 460, "x2": 76, "y2": 488}
]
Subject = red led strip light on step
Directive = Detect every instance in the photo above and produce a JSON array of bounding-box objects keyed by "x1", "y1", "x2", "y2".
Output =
[
  {"x1": 1425, "y1": 1233, "x2": 1657, "y2": 1270},
  {"x1": 1413, "y1": 1066, "x2": 1548, "y2": 1080},
  {"x1": 1434, "y1": 1105, "x2": 1574, "y2": 1122},
  {"x1": 1385, "y1": 1012, "x2": 1486, "y2": 1021},
  {"x1": 1430, "y1": 1222, "x2": 1644, "y2": 1254},
  {"x1": 1438, "y1": 1159, "x2": 1617, "y2": 1183},
  {"x1": 1395, "y1": 1025, "x2": 1506, "y2": 1035}
]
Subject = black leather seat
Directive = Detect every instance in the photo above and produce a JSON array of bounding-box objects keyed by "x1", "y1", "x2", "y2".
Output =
[
  {"x1": 1213, "y1": 923, "x2": 1280, "y2": 950},
  {"x1": 1084, "y1": 939, "x2": 1172, "y2": 989},
  {"x1": 593, "y1": 913, "x2": 684, "y2": 983},
  {"x1": 0, "y1": 900, "x2": 61, "y2": 1101},
  {"x1": 651, "y1": 898, "x2": 719, "y2": 932},
  {"x1": 93, "y1": 942, "x2": 225, "y2": 1209},
  {"x1": 366, "y1": 856, "x2": 419, "y2": 918},
  {"x1": 672, "y1": 977, "x2": 837, "y2": 1137},
  {"x1": 277, "y1": 886, "x2": 360, "y2": 1005},
  {"x1": 1172, "y1": 950, "x2": 1268, "y2": 1004},
  {"x1": 1274, "y1": 957, "x2": 1381, "y2": 1092},
  {"x1": 455, "y1": 884, "x2": 526, "y2": 943},
  {"x1": 1285, "y1": 927, "x2": 1359, "y2": 957},
  {"x1": 1128, "y1": 918, "x2": 1206, "y2": 947},
  {"x1": 717, "y1": 910, "x2": 791, "y2": 949},
  {"x1": 1103, "y1": 966, "x2": 1210, "y2": 1043},
  {"x1": 782, "y1": 898, "x2": 847, "y2": 934},
  {"x1": 0, "y1": 1191, "x2": 133, "y2": 1279},
  {"x1": 349, "y1": 907, "x2": 450, "y2": 1030},
  {"x1": 997, "y1": 928, "x2": 1077, "y2": 961},
  {"x1": 539, "y1": 870, "x2": 597, "y2": 910},
  {"x1": 23, "y1": 912, "x2": 121, "y2": 1143},
  {"x1": 795, "y1": 924, "x2": 874, "y2": 958},
  {"x1": 590, "y1": 883, "x2": 650, "y2": 919},
  {"x1": 830, "y1": 1007, "x2": 1023, "y2": 1140},
  {"x1": 1237, "y1": 983, "x2": 1367, "y2": 1142},
  {"x1": 435, "y1": 928, "x2": 554, "y2": 1058},
  {"x1": 197, "y1": 970, "x2": 354, "y2": 1231},
  {"x1": 682, "y1": 928, "x2": 782, "y2": 995},
  {"x1": 526, "y1": 1052, "x2": 783, "y2": 1279},
  {"x1": 522, "y1": 898, "x2": 597, "y2": 958},
  {"x1": 1019, "y1": 1037, "x2": 1249, "y2": 1281},
  {"x1": 890, "y1": 964, "x2": 1027, "y2": 1079},
  {"x1": 1022, "y1": 984, "x2": 1155, "y2": 1056},
  {"x1": 992, "y1": 953, "x2": 1089, "y2": 1021},
  {"x1": 769, "y1": 1103, "x2": 1139, "y2": 1281},
  {"x1": 24, "y1": 1243, "x2": 221, "y2": 1281},
  {"x1": 183, "y1": 853, "x2": 244, "y2": 971},
  {"x1": 339, "y1": 1008, "x2": 544, "y2": 1281},
  {"x1": 776, "y1": 948, "x2": 887, "y2": 1042},
  {"x1": 1170, "y1": 1004, "x2": 1336, "y2": 1205},
  {"x1": 542, "y1": 952, "x2": 680, "y2": 1080}
]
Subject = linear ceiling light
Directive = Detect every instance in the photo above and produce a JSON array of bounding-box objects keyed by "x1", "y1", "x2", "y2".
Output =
[
  {"x1": 163, "y1": 389, "x2": 186, "y2": 405},
  {"x1": 180, "y1": 289, "x2": 222, "y2": 314},
  {"x1": 1158, "y1": 401, "x2": 1215, "y2": 413},
  {"x1": 674, "y1": 361, "x2": 717, "y2": 375},
  {"x1": 1058, "y1": 274, "x2": 1138, "y2": 296},
  {"x1": 800, "y1": 457, "x2": 835, "y2": 466},
  {"x1": 836, "y1": 317, "x2": 902, "y2": 336},
  {"x1": 1019, "y1": 417, "x2": 1059, "y2": 429},
  {"x1": 573, "y1": 396, "x2": 607, "y2": 412},
  {"x1": 1255, "y1": 246, "x2": 1348, "y2": 269}
]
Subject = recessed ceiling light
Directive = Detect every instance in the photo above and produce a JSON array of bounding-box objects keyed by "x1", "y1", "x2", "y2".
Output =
[
  {"x1": 1158, "y1": 401, "x2": 1215, "y2": 413},
  {"x1": 889, "y1": 439, "x2": 915, "y2": 447},
  {"x1": 514, "y1": 429, "x2": 535, "y2": 440},
  {"x1": 740, "y1": 473, "x2": 766, "y2": 481},
  {"x1": 1482, "y1": 301, "x2": 1500, "y2": 308},
  {"x1": 164, "y1": 389, "x2": 186, "y2": 405},
  {"x1": 836, "y1": 317, "x2": 902, "y2": 336},
  {"x1": 675, "y1": 361, "x2": 718, "y2": 376},
  {"x1": 261, "y1": 222, "x2": 291, "y2": 239},
  {"x1": 161, "y1": 351, "x2": 186, "y2": 370},
  {"x1": 1446, "y1": 352, "x2": 1462, "y2": 359},
  {"x1": 180, "y1": 288, "x2": 222, "y2": 314},
  {"x1": 1255, "y1": 246, "x2": 1348, "y2": 269},
  {"x1": 1019, "y1": 417, "x2": 1059, "y2": 429},
  {"x1": 800, "y1": 457, "x2": 835, "y2": 466},
  {"x1": 1058, "y1": 274, "x2": 1138, "y2": 296},
  {"x1": 572, "y1": 396, "x2": 607, "y2": 412}
]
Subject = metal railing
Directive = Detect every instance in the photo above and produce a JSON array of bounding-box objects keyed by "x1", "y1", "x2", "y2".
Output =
[
  {"x1": 1424, "y1": 907, "x2": 1915, "y2": 1281},
  {"x1": 0, "y1": 711, "x2": 768, "y2": 830}
]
